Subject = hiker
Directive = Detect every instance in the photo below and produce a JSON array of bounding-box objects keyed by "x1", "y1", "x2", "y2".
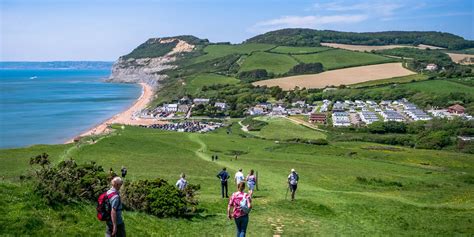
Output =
[
  {"x1": 217, "y1": 167, "x2": 230, "y2": 198},
  {"x1": 235, "y1": 155, "x2": 238, "y2": 161},
  {"x1": 215, "y1": 155, "x2": 218, "y2": 161},
  {"x1": 212, "y1": 155, "x2": 215, "y2": 161},
  {"x1": 105, "y1": 176, "x2": 125, "y2": 237},
  {"x1": 246, "y1": 169, "x2": 257, "y2": 198},
  {"x1": 121, "y1": 166, "x2": 127, "y2": 178},
  {"x1": 176, "y1": 173, "x2": 188, "y2": 191},
  {"x1": 287, "y1": 168, "x2": 299, "y2": 201},
  {"x1": 235, "y1": 168, "x2": 245, "y2": 186},
  {"x1": 227, "y1": 182, "x2": 252, "y2": 237}
]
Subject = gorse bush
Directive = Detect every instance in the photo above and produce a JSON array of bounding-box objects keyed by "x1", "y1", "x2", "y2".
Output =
[
  {"x1": 29, "y1": 154, "x2": 201, "y2": 218},
  {"x1": 29, "y1": 153, "x2": 109, "y2": 205},
  {"x1": 122, "y1": 179, "x2": 200, "y2": 218}
]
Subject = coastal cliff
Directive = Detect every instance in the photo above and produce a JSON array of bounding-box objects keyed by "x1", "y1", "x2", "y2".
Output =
[{"x1": 107, "y1": 36, "x2": 206, "y2": 86}]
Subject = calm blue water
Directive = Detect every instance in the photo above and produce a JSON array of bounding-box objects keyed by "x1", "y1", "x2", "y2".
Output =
[{"x1": 0, "y1": 69, "x2": 141, "y2": 148}]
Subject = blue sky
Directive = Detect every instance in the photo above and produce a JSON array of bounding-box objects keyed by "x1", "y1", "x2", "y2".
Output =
[{"x1": 1, "y1": 0, "x2": 473, "y2": 61}]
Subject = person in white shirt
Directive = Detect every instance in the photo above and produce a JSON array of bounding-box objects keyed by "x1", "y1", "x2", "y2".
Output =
[
  {"x1": 176, "y1": 173, "x2": 188, "y2": 191},
  {"x1": 234, "y1": 168, "x2": 245, "y2": 186}
]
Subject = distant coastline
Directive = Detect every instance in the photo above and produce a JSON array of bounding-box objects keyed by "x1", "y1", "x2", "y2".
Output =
[{"x1": 0, "y1": 61, "x2": 114, "y2": 70}]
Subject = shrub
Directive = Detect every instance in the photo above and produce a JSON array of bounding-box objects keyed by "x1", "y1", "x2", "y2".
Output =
[
  {"x1": 29, "y1": 154, "x2": 109, "y2": 205},
  {"x1": 288, "y1": 63, "x2": 323, "y2": 75},
  {"x1": 238, "y1": 69, "x2": 269, "y2": 82},
  {"x1": 122, "y1": 179, "x2": 200, "y2": 218}
]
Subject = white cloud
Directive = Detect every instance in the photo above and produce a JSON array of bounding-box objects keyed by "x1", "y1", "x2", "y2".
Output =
[{"x1": 251, "y1": 14, "x2": 368, "y2": 33}]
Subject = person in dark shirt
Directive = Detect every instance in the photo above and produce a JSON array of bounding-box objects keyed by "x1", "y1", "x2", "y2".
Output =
[
  {"x1": 217, "y1": 167, "x2": 230, "y2": 198},
  {"x1": 121, "y1": 166, "x2": 127, "y2": 178}
]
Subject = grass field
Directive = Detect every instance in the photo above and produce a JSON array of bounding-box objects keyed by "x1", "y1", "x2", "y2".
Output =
[
  {"x1": 398, "y1": 80, "x2": 474, "y2": 96},
  {"x1": 293, "y1": 49, "x2": 394, "y2": 70},
  {"x1": 248, "y1": 116, "x2": 326, "y2": 141},
  {"x1": 192, "y1": 43, "x2": 275, "y2": 63},
  {"x1": 185, "y1": 73, "x2": 239, "y2": 95},
  {"x1": 270, "y1": 46, "x2": 331, "y2": 54},
  {"x1": 239, "y1": 52, "x2": 299, "y2": 74},
  {"x1": 351, "y1": 73, "x2": 429, "y2": 88},
  {"x1": 1, "y1": 123, "x2": 473, "y2": 236}
]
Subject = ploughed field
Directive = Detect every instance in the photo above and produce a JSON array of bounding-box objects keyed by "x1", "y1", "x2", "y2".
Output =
[
  {"x1": 1, "y1": 121, "x2": 473, "y2": 236},
  {"x1": 253, "y1": 63, "x2": 416, "y2": 90}
]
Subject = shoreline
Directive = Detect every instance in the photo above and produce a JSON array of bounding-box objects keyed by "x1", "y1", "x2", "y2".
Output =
[{"x1": 65, "y1": 82, "x2": 164, "y2": 143}]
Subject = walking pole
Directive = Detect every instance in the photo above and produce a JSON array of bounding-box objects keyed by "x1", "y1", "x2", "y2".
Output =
[
  {"x1": 285, "y1": 184, "x2": 289, "y2": 200},
  {"x1": 256, "y1": 171, "x2": 259, "y2": 191}
]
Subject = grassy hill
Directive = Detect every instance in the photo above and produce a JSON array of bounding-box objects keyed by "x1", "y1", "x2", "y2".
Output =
[
  {"x1": 239, "y1": 52, "x2": 299, "y2": 74},
  {"x1": 1, "y1": 124, "x2": 473, "y2": 236}
]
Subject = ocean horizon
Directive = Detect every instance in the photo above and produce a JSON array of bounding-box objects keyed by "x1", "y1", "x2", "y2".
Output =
[{"x1": 0, "y1": 68, "x2": 141, "y2": 148}]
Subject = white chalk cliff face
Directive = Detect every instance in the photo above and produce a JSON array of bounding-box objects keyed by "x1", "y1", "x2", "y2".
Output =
[{"x1": 107, "y1": 38, "x2": 195, "y2": 87}]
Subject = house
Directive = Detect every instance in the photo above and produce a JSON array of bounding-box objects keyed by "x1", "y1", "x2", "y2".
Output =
[
  {"x1": 214, "y1": 102, "x2": 227, "y2": 110},
  {"x1": 193, "y1": 98, "x2": 210, "y2": 105},
  {"x1": 426, "y1": 64, "x2": 438, "y2": 71},
  {"x1": 287, "y1": 108, "x2": 303, "y2": 115},
  {"x1": 323, "y1": 87, "x2": 337, "y2": 92},
  {"x1": 309, "y1": 113, "x2": 327, "y2": 124},
  {"x1": 448, "y1": 104, "x2": 465, "y2": 114},
  {"x1": 163, "y1": 103, "x2": 178, "y2": 112}
]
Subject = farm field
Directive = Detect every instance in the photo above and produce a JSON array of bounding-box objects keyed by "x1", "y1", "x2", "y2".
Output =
[
  {"x1": 293, "y1": 49, "x2": 394, "y2": 70},
  {"x1": 192, "y1": 43, "x2": 275, "y2": 63},
  {"x1": 185, "y1": 73, "x2": 239, "y2": 95},
  {"x1": 321, "y1": 43, "x2": 445, "y2": 51},
  {"x1": 270, "y1": 46, "x2": 331, "y2": 54},
  {"x1": 446, "y1": 53, "x2": 474, "y2": 65},
  {"x1": 239, "y1": 51, "x2": 299, "y2": 74},
  {"x1": 253, "y1": 63, "x2": 416, "y2": 90},
  {"x1": 1, "y1": 124, "x2": 473, "y2": 236}
]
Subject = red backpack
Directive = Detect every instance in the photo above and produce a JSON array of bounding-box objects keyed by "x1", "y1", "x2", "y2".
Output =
[{"x1": 96, "y1": 191, "x2": 117, "y2": 221}]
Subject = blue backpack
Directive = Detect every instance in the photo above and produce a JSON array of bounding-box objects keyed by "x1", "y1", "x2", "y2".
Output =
[{"x1": 239, "y1": 194, "x2": 251, "y2": 214}]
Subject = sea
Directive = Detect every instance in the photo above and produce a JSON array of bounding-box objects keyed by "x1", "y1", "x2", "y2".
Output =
[{"x1": 0, "y1": 67, "x2": 141, "y2": 148}]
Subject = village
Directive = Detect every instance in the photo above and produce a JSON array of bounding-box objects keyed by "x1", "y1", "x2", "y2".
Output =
[{"x1": 135, "y1": 95, "x2": 472, "y2": 131}]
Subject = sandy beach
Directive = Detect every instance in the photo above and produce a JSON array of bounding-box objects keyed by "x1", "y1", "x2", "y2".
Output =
[{"x1": 66, "y1": 83, "x2": 164, "y2": 143}]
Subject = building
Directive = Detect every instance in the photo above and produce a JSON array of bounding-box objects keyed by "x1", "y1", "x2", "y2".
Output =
[
  {"x1": 332, "y1": 112, "x2": 351, "y2": 127},
  {"x1": 426, "y1": 64, "x2": 438, "y2": 71},
  {"x1": 309, "y1": 113, "x2": 327, "y2": 124},
  {"x1": 249, "y1": 106, "x2": 266, "y2": 115},
  {"x1": 379, "y1": 110, "x2": 405, "y2": 122},
  {"x1": 359, "y1": 111, "x2": 379, "y2": 124},
  {"x1": 193, "y1": 98, "x2": 210, "y2": 105},
  {"x1": 179, "y1": 96, "x2": 190, "y2": 104},
  {"x1": 448, "y1": 104, "x2": 465, "y2": 114},
  {"x1": 214, "y1": 102, "x2": 227, "y2": 110},
  {"x1": 271, "y1": 105, "x2": 287, "y2": 116},
  {"x1": 163, "y1": 103, "x2": 178, "y2": 112},
  {"x1": 332, "y1": 101, "x2": 345, "y2": 112},
  {"x1": 404, "y1": 109, "x2": 431, "y2": 121}
]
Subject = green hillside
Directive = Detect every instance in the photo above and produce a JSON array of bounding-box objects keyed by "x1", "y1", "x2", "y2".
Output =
[
  {"x1": 1, "y1": 124, "x2": 473, "y2": 236},
  {"x1": 192, "y1": 43, "x2": 275, "y2": 63}
]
